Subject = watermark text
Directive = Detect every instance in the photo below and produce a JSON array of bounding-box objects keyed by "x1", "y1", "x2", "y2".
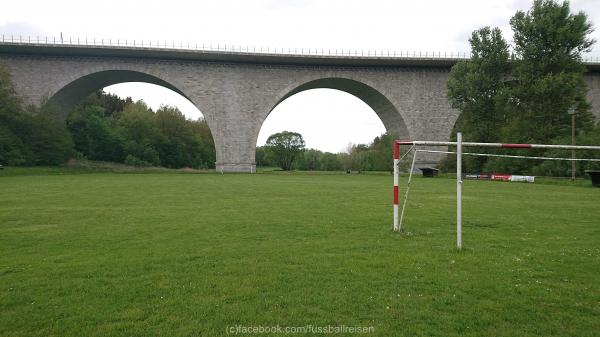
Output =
[{"x1": 226, "y1": 324, "x2": 374, "y2": 335}]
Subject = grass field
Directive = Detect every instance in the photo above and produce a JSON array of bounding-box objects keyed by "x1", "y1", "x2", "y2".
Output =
[{"x1": 1, "y1": 169, "x2": 599, "y2": 336}]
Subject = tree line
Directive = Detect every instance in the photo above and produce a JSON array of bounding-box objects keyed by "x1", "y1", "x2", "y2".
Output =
[
  {"x1": 256, "y1": 131, "x2": 398, "y2": 172},
  {"x1": 68, "y1": 91, "x2": 215, "y2": 168},
  {"x1": 0, "y1": 66, "x2": 74, "y2": 166},
  {"x1": 443, "y1": 0, "x2": 600, "y2": 176},
  {"x1": 0, "y1": 65, "x2": 215, "y2": 168}
]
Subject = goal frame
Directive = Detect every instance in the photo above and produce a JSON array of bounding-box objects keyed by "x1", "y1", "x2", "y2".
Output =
[{"x1": 393, "y1": 132, "x2": 600, "y2": 249}]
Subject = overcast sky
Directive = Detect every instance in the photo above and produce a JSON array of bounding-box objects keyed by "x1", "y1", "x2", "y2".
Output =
[{"x1": 2, "y1": 0, "x2": 599, "y2": 152}]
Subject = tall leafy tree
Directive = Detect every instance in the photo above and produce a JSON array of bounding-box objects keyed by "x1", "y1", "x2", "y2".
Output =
[
  {"x1": 155, "y1": 105, "x2": 195, "y2": 168},
  {"x1": 484, "y1": 0, "x2": 597, "y2": 174},
  {"x1": 155, "y1": 105, "x2": 215, "y2": 168},
  {"x1": 319, "y1": 152, "x2": 343, "y2": 171},
  {"x1": 0, "y1": 64, "x2": 32, "y2": 165},
  {"x1": 265, "y1": 131, "x2": 305, "y2": 171},
  {"x1": 115, "y1": 100, "x2": 164, "y2": 166},
  {"x1": 26, "y1": 102, "x2": 74, "y2": 165},
  {"x1": 116, "y1": 100, "x2": 163, "y2": 144},
  {"x1": 447, "y1": 27, "x2": 510, "y2": 172},
  {"x1": 67, "y1": 104, "x2": 124, "y2": 162},
  {"x1": 255, "y1": 146, "x2": 271, "y2": 168},
  {"x1": 188, "y1": 118, "x2": 216, "y2": 169},
  {"x1": 448, "y1": 27, "x2": 510, "y2": 142},
  {"x1": 369, "y1": 133, "x2": 399, "y2": 171},
  {"x1": 78, "y1": 90, "x2": 132, "y2": 118},
  {"x1": 445, "y1": 0, "x2": 596, "y2": 175},
  {"x1": 295, "y1": 148, "x2": 322, "y2": 170},
  {"x1": 0, "y1": 64, "x2": 74, "y2": 165},
  {"x1": 507, "y1": 0, "x2": 595, "y2": 143}
]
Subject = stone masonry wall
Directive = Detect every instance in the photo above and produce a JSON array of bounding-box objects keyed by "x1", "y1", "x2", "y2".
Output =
[{"x1": 1, "y1": 53, "x2": 598, "y2": 172}]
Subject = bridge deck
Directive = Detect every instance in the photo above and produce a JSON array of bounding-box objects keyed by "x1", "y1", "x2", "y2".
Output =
[{"x1": 2, "y1": 41, "x2": 599, "y2": 71}]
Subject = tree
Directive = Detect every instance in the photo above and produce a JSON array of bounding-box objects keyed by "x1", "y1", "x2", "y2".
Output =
[
  {"x1": 369, "y1": 133, "x2": 399, "y2": 171},
  {"x1": 153, "y1": 106, "x2": 215, "y2": 168},
  {"x1": 0, "y1": 124, "x2": 31, "y2": 165},
  {"x1": 116, "y1": 100, "x2": 163, "y2": 144},
  {"x1": 296, "y1": 148, "x2": 322, "y2": 170},
  {"x1": 115, "y1": 100, "x2": 165, "y2": 166},
  {"x1": 0, "y1": 64, "x2": 74, "y2": 166},
  {"x1": 187, "y1": 118, "x2": 216, "y2": 169},
  {"x1": 319, "y1": 152, "x2": 342, "y2": 171},
  {"x1": 77, "y1": 90, "x2": 131, "y2": 118},
  {"x1": 0, "y1": 65, "x2": 33, "y2": 165},
  {"x1": 155, "y1": 105, "x2": 196, "y2": 168},
  {"x1": 26, "y1": 102, "x2": 74, "y2": 165},
  {"x1": 341, "y1": 133, "x2": 398, "y2": 172},
  {"x1": 265, "y1": 131, "x2": 305, "y2": 171},
  {"x1": 532, "y1": 124, "x2": 600, "y2": 176},
  {"x1": 445, "y1": 0, "x2": 596, "y2": 175},
  {"x1": 1, "y1": 63, "x2": 216, "y2": 168},
  {"x1": 344, "y1": 144, "x2": 369, "y2": 171},
  {"x1": 485, "y1": 0, "x2": 596, "y2": 175},
  {"x1": 447, "y1": 26, "x2": 510, "y2": 172},
  {"x1": 507, "y1": 0, "x2": 595, "y2": 144},
  {"x1": 64, "y1": 92, "x2": 216, "y2": 169},
  {"x1": 67, "y1": 103, "x2": 124, "y2": 162},
  {"x1": 255, "y1": 146, "x2": 271, "y2": 167},
  {"x1": 448, "y1": 27, "x2": 510, "y2": 141}
]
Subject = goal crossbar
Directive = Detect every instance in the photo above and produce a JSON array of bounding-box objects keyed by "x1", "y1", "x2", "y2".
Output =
[
  {"x1": 393, "y1": 135, "x2": 600, "y2": 249},
  {"x1": 416, "y1": 149, "x2": 600, "y2": 162},
  {"x1": 396, "y1": 140, "x2": 600, "y2": 151}
]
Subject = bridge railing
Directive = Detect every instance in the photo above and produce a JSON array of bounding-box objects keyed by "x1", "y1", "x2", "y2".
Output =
[
  {"x1": 0, "y1": 34, "x2": 475, "y2": 59},
  {"x1": 2, "y1": 35, "x2": 600, "y2": 63}
]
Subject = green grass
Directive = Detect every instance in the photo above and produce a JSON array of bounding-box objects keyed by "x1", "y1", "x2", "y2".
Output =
[
  {"x1": 1, "y1": 169, "x2": 599, "y2": 336},
  {"x1": 0, "y1": 160, "x2": 214, "y2": 177}
]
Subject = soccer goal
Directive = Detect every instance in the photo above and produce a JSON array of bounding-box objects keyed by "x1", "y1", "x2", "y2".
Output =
[{"x1": 393, "y1": 132, "x2": 600, "y2": 249}]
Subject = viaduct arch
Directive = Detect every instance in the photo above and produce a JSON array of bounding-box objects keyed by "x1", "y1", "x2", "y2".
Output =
[
  {"x1": 1, "y1": 42, "x2": 599, "y2": 172},
  {"x1": 48, "y1": 70, "x2": 191, "y2": 116},
  {"x1": 252, "y1": 76, "x2": 411, "y2": 162}
]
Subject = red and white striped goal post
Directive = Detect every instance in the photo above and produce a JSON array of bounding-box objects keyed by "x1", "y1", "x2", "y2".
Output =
[{"x1": 393, "y1": 135, "x2": 600, "y2": 249}]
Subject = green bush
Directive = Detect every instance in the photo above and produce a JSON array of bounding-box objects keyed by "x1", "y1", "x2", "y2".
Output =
[{"x1": 124, "y1": 154, "x2": 152, "y2": 167}]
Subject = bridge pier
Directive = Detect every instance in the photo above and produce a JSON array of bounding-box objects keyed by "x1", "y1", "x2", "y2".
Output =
[
  {"x1": 211, "y1": 116, "x2": 257, "y2": 173},
  {"x1": 216, "y1": 162, "x2": 256, "y2": 173}
]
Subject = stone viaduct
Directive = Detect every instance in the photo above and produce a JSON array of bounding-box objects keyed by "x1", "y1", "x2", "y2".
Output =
[{"x1": 1, "y1": 42, "x2": 599, "y2": 172}]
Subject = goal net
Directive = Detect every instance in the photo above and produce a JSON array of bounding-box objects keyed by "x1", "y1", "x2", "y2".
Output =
[{"x1": 393, "y1": 133, "x2": 600, "y2": 249}]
